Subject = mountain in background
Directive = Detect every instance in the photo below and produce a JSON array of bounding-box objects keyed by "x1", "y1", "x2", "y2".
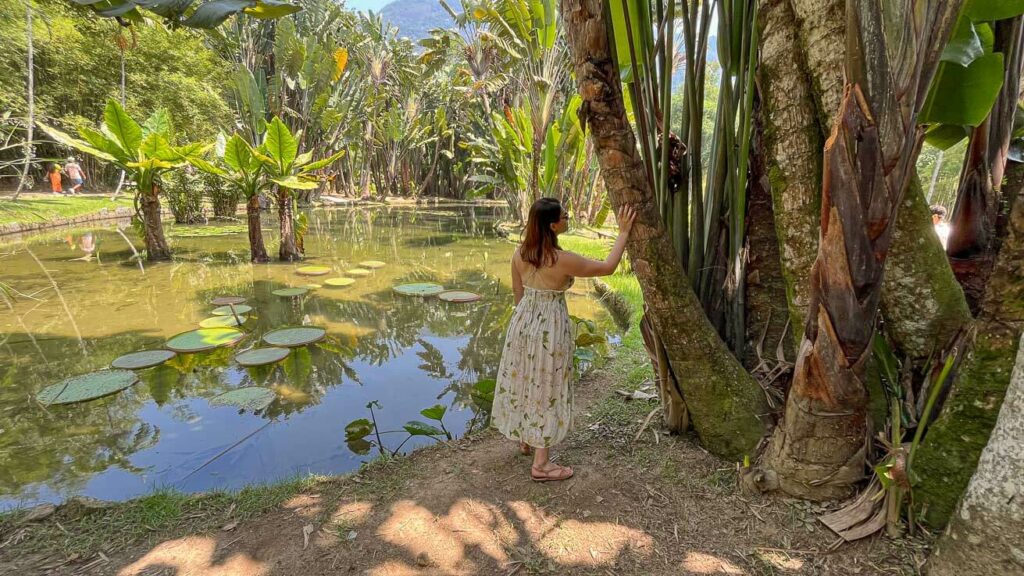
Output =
[{"x1": 378, "y1": 0, "x2": 453, "y2": 41}]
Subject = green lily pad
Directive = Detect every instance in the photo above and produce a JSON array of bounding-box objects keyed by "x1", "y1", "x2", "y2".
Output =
[
  {"x1": 211, "y1": 296, "x2": 246, "y2": 306},
  {"x1": 262, "y1": 327, "x2": 327, "y2": 347},
  {"x1": 438, "y1": 290, "x2": 481, "y2": 303},
  {"x1": 346, "y1": 268, "x2": 371, "y2": 277},
  {"x1": 37, "y1": 370, "x2": 140, "y2": 406},
  {"x1": 212, "y1": 304, "x2": 253, "y2": 316},
  {"x1": 324, "y1": 277, "x2": 355, "y2": 287},
  {"x1": 167, "y1": 328, "x2": 245, "y2": 353},
  {"x1": 296, "y1": 266, "x2": 330, "y2": 276},
  {"x1": 235, "y1": 347, "x2": 291, "y2": 367},
  {"x1": 111, "y1": 350, "x2": 177, "y2": 370},
  {"x1": 394, "y1": 283, "x2": 445, "y2": 297},
  {"x1": 359, "y1": 260, "x2": 386, "y2": 269},
  {"x1": 209, "y1": 387, "x2": 276, "y2": 411},
  {"x1": 199, "y1": 315, "x2": 247, "y2": 328},
  {"x1": 272, "y1": 287, "x2": 309, "y2": 297}
]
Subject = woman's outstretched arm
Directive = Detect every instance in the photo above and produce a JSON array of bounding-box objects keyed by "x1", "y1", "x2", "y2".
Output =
[{"x1": 558, "y1": 206, "x2": 635, "y2": 278}]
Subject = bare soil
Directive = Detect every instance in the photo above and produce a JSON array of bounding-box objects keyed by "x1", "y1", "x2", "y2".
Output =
[{"x1": 0, "y1": 361, "x2": 928, "y2": 576}]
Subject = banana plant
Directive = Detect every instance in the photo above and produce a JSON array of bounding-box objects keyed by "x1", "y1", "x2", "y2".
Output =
[
  {"x1": 254, "y1": 116, "x2": 345, "y2": 261},
  {"x1": 72, "y1": 0, "x2": 300, "y2": 29},
  {"x1": 40, "y1": 100, "x2": 202, "y2": 261},
  {"x1": 187, "y1": 133, "x2": 274, "y2": 262}
]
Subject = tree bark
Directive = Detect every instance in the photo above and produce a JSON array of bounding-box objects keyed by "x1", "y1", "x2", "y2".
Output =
[
  {"x1": 561, "y1": 0, "x2": 768, "y2": 460},
  {"x1": 925, "y1": 335, "x2": 1024, "y2": 576},
  {"x1": 140, "y1": 183, "x2": 171, "y2": 261},
  {"x1": 914, "y1": 175, "x2": 1024, "y2": 527},
  {"x1": 247, "y1": 195, "x2": 270, "y2": 264},
  {"x1": 762, "y1": 0, "x2": 970, "y2": 362},
  {"x1": 758, "y1": 0, "x2": 824, "y2": 346},
  {"x1": 277, "y1": 189, "x2": 302, "y2": 262}
]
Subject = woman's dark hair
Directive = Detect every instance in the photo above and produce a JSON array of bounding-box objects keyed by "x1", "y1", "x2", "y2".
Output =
[{"x1": 521, "y1": 197, "x2": 564, "y2": 268}]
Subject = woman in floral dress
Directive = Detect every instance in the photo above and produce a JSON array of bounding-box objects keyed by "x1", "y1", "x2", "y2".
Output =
[{"x1": 493, "y1": 197, "x2": 635, "y2": 482}]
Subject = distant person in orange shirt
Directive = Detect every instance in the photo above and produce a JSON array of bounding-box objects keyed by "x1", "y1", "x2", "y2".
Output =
[
  {"x1": 49, "y1": 164, "x2": 64, "y2": 195},
  {"x1": 65, "y1": 157, "x2": 86, "y2": 195}
]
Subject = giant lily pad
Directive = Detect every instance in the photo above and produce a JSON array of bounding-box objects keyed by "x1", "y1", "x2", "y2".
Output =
[
  {"x1": 438, "y1": 290, "x2": 481, "y2": 303},
  {"x1": 209, "y1": 387, "x2": 276, "y2": 411},
  {"x1": 211, "y1": 296, "x2": 246, "y2": 306},
  {"x1": 212, "y1": 304, "x2": 253, "y2": 316},
  {"x1": 235, "y1": 347, "x2": 291, "y2": 367},
  {"x1": 111, "y1": 350, "x2": 177, "y2": 370},
  {"x1": 346, "y1": 268, "x2": 371, "y2": 277},
  {"x1": 296, "y1": 266, "x2": 330, "y2": 276},
  {"x1": 359, "y1": 260, "x2": 386, "y2": 269},
  {"x1": 167, "y1": 328, "x2": 245, "y2": 353},
  {"x1": 324, "y1": 277, "x2": 355, "y2": 288},
  {"x1": 262, "y1": 327, "x2": 326, "y2": 347},
  {"x1": 272, "y1": 287, "x2": 309, "y2": 297},
  {"x1": 394, "y1": 283, "x2": 445, "y2": 297},
  {"x1": 199, "y1": 315, "x2": 247, "y2": 328},
  {"x1": 37, "y1": 370, "x2": 140, "y2": 406}
]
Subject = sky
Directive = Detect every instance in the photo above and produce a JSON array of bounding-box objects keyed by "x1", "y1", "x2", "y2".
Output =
[{"x1": 344, "y1": 0, "x2": 391, "y2": 11}]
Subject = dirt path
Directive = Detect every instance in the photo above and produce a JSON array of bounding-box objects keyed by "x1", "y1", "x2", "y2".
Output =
[{"x1": 1, "y1": 357, "x2": 927, "y2": 576}]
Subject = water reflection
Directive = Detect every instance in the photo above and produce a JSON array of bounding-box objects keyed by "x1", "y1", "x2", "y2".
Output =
[{"x1": 0, "y1": 206, "x2": 612, "y2": 509}]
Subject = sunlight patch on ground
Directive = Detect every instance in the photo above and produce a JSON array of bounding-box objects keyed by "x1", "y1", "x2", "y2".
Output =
[
  {"x1": 681, "y1": 551, "x2": 747, "y2": 574},
  {"x1": 282, "y1": 494, "x2": 322, "y2": 518},
  {"x1": 757, "y1": 549, "x2": 805, "y2": 570},
  {"x1": 117, "y1": 536, "x2": 266, "y2": 576}
]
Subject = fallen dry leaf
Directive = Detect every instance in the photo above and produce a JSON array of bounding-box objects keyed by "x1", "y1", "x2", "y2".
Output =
[
  {"x1": 221, "y1": 521, "x2": 238, "y2": 532},
  {"x1": 302, "y1": 523, "x2": 314, "y2": 550}
]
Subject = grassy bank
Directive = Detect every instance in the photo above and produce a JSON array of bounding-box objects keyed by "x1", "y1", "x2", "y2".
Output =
[{"x1": 0, "y1": 196, "x2": 132, "y2": 227}]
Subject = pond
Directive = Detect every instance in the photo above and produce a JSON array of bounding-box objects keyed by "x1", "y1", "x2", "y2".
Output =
[{"x1": 0, "y1": 205, "x2": 616, "y2": 510}]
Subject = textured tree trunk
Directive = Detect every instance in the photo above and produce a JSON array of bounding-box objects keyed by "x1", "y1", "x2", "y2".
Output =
[
  {"x1": 561, "y1": 0, "x2": 768, "y2": 459},
  {"x1": 247, "y1": 195, "x2": 270, "y2": 264},
  {"x1": 766, "y1": 0, "x2": 962, "y2": 498},
  {"x1": 277, "y1": 189, "x2": 302, "y2": 262},
  {"x1": 761, "y1": 0, "x2": 970, "y2": 362},
  {"x1": 925, "y1": 334, "x2": 1024, "y2": 576},
  {"x1": 914, "y1": 174, "x2": 1024, "y2": 527},
  {"x1": 141, "y1": 183, "x2": 171, "y2": 261}
]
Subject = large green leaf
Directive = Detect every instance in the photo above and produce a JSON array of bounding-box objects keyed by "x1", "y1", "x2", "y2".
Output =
[
  {"x1": 79, "y1": 126, "x2": 130, "y2": 163},
  {"x1": 924, "y1": 124, "x2": 971, "y2": 150},
  {"x1": 224, "y1": 133, "x2": 254, "y2": 172},
  {"x1": 941, "y1": 13, "x2": 985, "y2": 67},
  {"x1": 608, "y1": 0, "x2": 652, "y2": 78},
  {"x1": 183, "y1": 0, "x2": 253, "y2": 28},
  {"x1": 244, "y1": 0, "x2": 301, "y2": 19},
  {"x1": 420, "y1": 404, "x2": 447, "y2": 422},
  {"x1": 345, "y1": 418, "x2": 373, "y2": 440},
  {"x1": 142, "y1": 109, "x2": 172, "y2": 138},
  {"x1": 140, "y1": 133, "x2": 178, "y2": 162},
  {"x1": 966, "y1": 0, "x2": 1024, "y2": 21},
  {"x1": 189, "y1": 156, "x2": 228, "y2": 177},
  {"x1": 920, "y1": 53, "x2": 1005, "y2": 127},
  {"x1": 270, "y1": 175, "x2": 319, "y2": 190},
  {"x1": 403, "y1": 420, "x2": 445, "y2": 437},
  {"x1": 103, "y1": 100, "x2": 143, "y2": 155},
  {"x1": 264, "y1": 116, "x2": 298, "y2": 171},
  {"x1": 301, "y1": 149, "x2": 346, "y2": 172},
  {"x1": 38, "y1": 122, "x2": 118, "y2": 163}
]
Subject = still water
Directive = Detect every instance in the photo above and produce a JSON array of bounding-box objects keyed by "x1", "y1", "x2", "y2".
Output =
[{"x1": 0, "y1": 206, "x2": 613, "y2": 510}]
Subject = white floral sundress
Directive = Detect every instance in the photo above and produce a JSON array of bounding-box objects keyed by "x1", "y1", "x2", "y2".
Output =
[{"x1": 492, "y1": 273, "x2": 575, "y2": 448}]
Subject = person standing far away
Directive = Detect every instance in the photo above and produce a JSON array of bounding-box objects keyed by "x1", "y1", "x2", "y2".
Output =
[
  {"x1": 931, "y1": 204, "x2": 951, "y2": 250},
  {"x1": 48, "y1": 164, "x2": 64, "y2": 195},
  {"x1": 65, "y1": 157, "x2": 86, "y2": 195},
  {"x1": 493, "y1": 197, "x2": 636, "y2": 482}
]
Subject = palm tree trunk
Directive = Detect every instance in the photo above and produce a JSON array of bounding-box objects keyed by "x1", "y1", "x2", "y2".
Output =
[
  {"x1": 277, "y1": 189, "x2": 301, "y2": 261},
  {"x1": 560, "y1": 0, "x2": 768, "y2": 459},
  {"x1": 140, "y1": 180, "x2": 171, "y2": 261},
  {"x1": 914, "y1": 167, "x2": 1024, "y2": 527},
  {"x1": 247, "y1": 195, "x2": 269, "y2": 263},
  {"x1": 13, "y1": 0, "x2": 34, "y2": 201},
  {"x1": 925, "y1": 333, "x2": 1024, "y2": 576}
]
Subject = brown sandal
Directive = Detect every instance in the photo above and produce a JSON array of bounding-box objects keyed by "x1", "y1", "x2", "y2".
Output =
[{"x1": 531, "y1": 464, "x2": 574, "y2": 483}]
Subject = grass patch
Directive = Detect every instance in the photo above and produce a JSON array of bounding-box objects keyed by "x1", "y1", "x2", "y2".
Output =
[{"x1": 0, "y1": 196, "x2": 132, "y2": 226}]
